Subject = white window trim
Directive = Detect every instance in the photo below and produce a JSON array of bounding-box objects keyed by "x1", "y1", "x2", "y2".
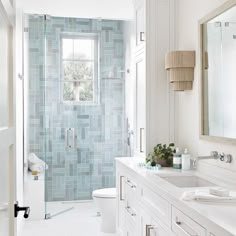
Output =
[{"x1": 60, "y1": 32, "x2": 100, "y2": 105}]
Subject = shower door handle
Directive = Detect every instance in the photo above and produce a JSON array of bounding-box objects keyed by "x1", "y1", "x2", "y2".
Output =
[
  {"x1": 71, "y1": 128, "x2": 76, "y2": 149},
  {"x1": 65, "y1": 128, "x2": 76, "y2": 149},
  {"x1": 65, "y1": 128, "x2": 70, "y2": 148}
]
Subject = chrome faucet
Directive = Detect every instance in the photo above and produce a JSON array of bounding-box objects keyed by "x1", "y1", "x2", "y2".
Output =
[
  {"x1": 197, "y1": 151, "x2": 219, "y2": 160},
  {"x1": 193, "y1": 151, "x2": 232, "y2": 167}
]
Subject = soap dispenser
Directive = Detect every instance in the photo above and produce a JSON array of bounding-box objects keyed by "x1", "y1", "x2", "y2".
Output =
[
  {"x1": 182, "y1": 148, "x2": 191, "y2": 170},
  {"x1": 173, "y1": 147, "x2": 182, "y2": 169}
]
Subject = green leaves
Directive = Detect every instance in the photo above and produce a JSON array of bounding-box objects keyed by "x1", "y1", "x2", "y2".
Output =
[{"x1": 146, "y1": 143, "x2": 175, "y2": 167}]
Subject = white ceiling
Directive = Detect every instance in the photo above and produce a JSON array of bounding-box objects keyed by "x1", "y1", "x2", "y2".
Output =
[{"x1": 22, "y1": 0, "x2": 134, "y2": 20}]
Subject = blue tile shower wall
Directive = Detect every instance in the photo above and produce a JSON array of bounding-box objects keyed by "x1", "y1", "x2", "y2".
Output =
[{"x1": 28, "y1": 16, "x2": 127, "y2": 201}]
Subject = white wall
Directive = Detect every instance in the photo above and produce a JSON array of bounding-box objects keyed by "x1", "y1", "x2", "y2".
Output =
[
  {"x1": 22, "y1": 0, "x2": 134, "y2": 20},
  {"x1": 175, "y1": 0, "x2": 236, "y2": 187}
]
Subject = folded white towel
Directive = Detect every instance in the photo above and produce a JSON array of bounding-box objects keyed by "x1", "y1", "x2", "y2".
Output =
[
  {"x1": 29, "y1": 164, "x2": 45, "y2": 173},
  {"x1": 182, "y1": 190, "x2": 236, "y2": 203},
  {"x1": 28, "y1": 153, "x2": 48, "y2": 173}
]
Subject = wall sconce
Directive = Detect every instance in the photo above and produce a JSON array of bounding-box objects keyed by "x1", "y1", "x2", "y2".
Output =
[{"x1": 165, "y1": 51, "x2": 195, "y2": 91}]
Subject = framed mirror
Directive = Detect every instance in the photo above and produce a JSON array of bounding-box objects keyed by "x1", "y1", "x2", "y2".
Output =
[{"x1": 200, "y1": 0, "x2": 236, "y2": 144}]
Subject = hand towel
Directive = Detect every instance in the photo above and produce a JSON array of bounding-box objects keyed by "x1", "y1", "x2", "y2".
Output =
[
  {"x1": 182, "y1": 190, "x2": 236, "y2": 203},
  {"x1": 28, "y1": 153, "x2": 48, "y2": 173}
]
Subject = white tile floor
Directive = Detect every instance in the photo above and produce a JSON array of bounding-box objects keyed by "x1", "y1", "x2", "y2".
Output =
[{"x1": 20, "y1": 201, "x2": 116, "y2": 236}]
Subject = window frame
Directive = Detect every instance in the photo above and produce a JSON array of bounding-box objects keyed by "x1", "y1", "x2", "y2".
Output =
[{"x1": 60, "y1": 32, "x2": 99, "y2": 105}]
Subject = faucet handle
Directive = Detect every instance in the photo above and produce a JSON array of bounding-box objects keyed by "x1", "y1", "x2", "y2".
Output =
[
  {"x1": 225, "y1": 154, "x2": 232, "y2": 163},
  {"x1": 219, "y1": 153, "x2": 232, "y2": 163},
  {"x1": 214, "y1": 152, "x2": 232, "y2": 163},
  {"x1": 211, "y1": 151, "x2": 218, "y2": 159}
]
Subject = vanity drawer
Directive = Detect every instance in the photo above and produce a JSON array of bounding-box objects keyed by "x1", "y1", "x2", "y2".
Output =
[
  {"x1": 140, "y1": 184, "x2": 171, "y2": 227},
  {"x1": 172, "y1": 206, "x2": 206, "y2": 236}
]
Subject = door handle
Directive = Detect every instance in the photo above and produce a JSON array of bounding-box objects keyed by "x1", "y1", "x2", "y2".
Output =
[
  {"x1": 71, "y1": 128, "x2": 76, "y2": 148},
  {"x1": 140, "y1": 32, "x2": 145, "y2": 41},
  {"x1": 65, "y1": 128, "x2": 69, "y2": 148},
  {"x1": 140, "y1": 128, "x2": 144, "y2": 153},
  {"x1": 14, "y1": 201, "x2": 30, "y2": 219},
  {"x1": 65, "y1": 128, "x2": 76, "y2": 148}
]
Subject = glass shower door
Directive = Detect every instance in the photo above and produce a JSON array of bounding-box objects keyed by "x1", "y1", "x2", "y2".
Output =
[
  {"x1": 43, "y1": 17, "x2": 96, "y2": 217},
  {"x1": 38, "y1": 15, "x2": 127, "y2": 218}
]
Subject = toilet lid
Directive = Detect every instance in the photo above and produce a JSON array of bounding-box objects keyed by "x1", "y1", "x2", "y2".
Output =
[{"x1": 93, "y1": 188, "x2": 116, "y2": 198}]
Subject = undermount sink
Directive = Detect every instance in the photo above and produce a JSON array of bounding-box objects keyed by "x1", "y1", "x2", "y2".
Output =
[{"x1": 160, "y1": 175, "x2": 216, "y2": 188}]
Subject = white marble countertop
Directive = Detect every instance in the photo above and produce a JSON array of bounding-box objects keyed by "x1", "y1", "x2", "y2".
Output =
[{"x1": 116, "y1": 157, "x2": 236, "y2": 236}]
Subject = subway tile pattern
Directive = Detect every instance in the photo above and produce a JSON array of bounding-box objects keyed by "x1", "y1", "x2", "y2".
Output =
[{"x1": 28, "y1": 16, "x2": 127, "y2": 201}]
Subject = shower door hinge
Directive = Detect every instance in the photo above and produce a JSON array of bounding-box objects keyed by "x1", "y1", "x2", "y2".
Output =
[
  {"x1": 44, "y1": 15, "x2": 51, "y2": 21},
  {"x1": 45, "y1": 213, "x2": 51, "y2": 220},
  {"x1": 215, "y1": 22, "x2": 221, "y2": 27},
  {"x1": 24, "y1": 27, "x2": 29, "y2": 33},
  {"x1": 18, "y1": 73, "x2": 24, "y2": 80}
]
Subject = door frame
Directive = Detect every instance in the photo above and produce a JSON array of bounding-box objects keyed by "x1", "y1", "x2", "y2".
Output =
[{"x1": 0, "y1": 0, "x2": 16, "y2": 235}]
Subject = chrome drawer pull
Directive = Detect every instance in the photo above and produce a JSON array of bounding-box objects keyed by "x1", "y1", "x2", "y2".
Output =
[
  {"x1": 126, "y1": 206, "x2": 136, "y2": 216},
  {"x1": 126, "y1": 179, "x2": 136, "y2": 188},
  {"x1": 146, "y1": 225, "x2": 156, "y2": 236},
  {"x1": 175, "y1": 218, "x2": 198, "y2": 236},
  {"x1": 120, "y1": 176, "x2": 125, "y2": 201}
]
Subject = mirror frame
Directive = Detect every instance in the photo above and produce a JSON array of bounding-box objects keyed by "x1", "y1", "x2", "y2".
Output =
[{"x1": 199, "y1": 0, "x2": 236, "y2": 145}]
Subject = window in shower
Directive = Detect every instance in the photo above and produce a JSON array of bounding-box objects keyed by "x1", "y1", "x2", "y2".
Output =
[{"x1": 61, "y1": 33, "x2": 99, "y2": 104}]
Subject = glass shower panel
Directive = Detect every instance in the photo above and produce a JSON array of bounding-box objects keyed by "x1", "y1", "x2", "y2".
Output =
[
  {"x1": 44, "y1": 25, "x2": 93, "y2": 216},
  {"x1": 26, "y1": 15, "x2": 48, "y2": 217}
]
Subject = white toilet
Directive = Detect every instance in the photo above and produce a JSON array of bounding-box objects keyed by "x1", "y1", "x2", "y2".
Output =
[{"x1": 92, "y1": 188, "x2": 117, "y2": 234}]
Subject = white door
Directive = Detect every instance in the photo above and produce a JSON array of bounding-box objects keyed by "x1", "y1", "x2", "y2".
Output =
[
  {"x1": 135, "y1": 52, "x2": 146, "y2": 157},
  {"x1": 0, "y1": 2, "x2": 16, "y2": 236},
  {"x1": 134, "y1": 0, "x2": 145, "y2": 49}
]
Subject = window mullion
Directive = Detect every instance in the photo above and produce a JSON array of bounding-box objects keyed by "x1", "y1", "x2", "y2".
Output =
[{"x1": 63, "y1": 59, "x2": 96, "y2": 63}]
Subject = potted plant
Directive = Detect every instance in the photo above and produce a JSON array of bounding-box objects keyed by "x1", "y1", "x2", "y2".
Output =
[{"x1": 146, "y1": 143, "x2": 175, "y2": 167}]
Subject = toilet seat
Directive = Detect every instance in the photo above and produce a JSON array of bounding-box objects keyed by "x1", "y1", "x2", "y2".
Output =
[{"x1": 93, "y1": 188, "x2": 116, "y2": 198}]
